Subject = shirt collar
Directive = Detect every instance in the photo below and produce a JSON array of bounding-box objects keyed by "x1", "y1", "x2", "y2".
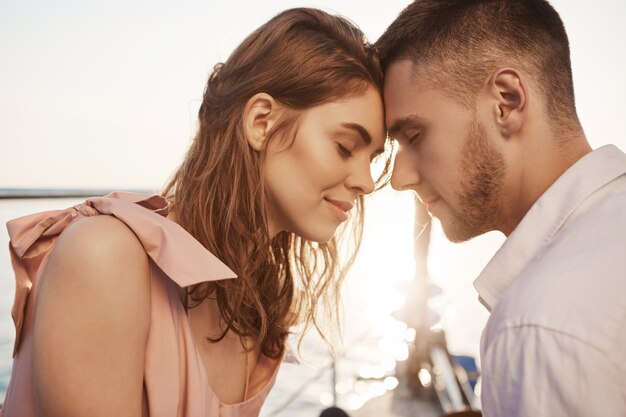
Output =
[{"x1": 473, "y1": 145, "x2": 626, "y2": 311}]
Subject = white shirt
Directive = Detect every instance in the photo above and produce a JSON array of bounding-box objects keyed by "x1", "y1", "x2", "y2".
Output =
[{"x1": 474, "y1": 145, "x2": 626, "y2": 417}]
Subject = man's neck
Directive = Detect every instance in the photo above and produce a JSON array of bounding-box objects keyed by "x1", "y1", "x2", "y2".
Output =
[{"x1": 502, "y1": 131, "x2": 591, "y2": 236}]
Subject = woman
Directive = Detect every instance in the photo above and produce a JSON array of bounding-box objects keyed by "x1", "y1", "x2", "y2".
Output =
[{"x1": 0, "y1": 7, "x2": 389, "y2": 417}]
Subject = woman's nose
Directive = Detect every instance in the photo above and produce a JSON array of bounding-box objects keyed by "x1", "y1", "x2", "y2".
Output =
[{"x1": 347, "y1": 160, "x2": 376, "y2": 195}]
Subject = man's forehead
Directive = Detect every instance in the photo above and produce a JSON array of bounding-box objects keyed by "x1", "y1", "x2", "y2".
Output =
[
  {"x1": 384, "y1": 60, "x2": 430, "y2": 128},
  {"x1": 384, "y1": 59, "x2": 416, "y2": 89}
]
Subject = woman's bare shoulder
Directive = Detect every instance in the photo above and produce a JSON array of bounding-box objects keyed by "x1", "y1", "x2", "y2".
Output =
[
  {"x1": 45, "y1": 215, "x2": 151, "y2": 292},
  {"x1": 33, "y1": 215, "x2": 152, "y2": 416},
  {"x1": 38, "y1": 214, "x2": 153, "y2": 336}
]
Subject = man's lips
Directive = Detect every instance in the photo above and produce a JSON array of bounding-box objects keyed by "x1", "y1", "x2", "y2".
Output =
[{"x1": 422, "y1": 197, "x2": 440, "y2": 212}]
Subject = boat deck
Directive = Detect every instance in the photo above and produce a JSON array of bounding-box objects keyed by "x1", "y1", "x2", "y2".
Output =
[
  {"x1": 353, "y1": 330, "x2": 480, "y2": 417},
  {"x1": 353, "y1": 381, "x2": 442, "y2": 417}
]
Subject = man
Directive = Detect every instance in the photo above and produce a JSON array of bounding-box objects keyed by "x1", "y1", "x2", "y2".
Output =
[{"x1": 376, "y1": 1, "x2": 626, "y2": 416}]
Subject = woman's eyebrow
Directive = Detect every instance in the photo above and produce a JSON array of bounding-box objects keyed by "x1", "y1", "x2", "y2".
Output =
[
  {"x1": 340, "y1": 122, "x2": 384, "y2": 157},
  {"x1": 341, "y1": 122, "x2": 371, "y2": 145}
]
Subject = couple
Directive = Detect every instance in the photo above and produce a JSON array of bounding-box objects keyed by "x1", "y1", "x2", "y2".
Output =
[{"x1": 2, "y1": 1, "x2": 625, "y2": 416}]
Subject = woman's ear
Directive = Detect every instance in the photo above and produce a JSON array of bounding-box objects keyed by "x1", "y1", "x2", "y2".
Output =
[
  {"x1": 243, "y1": 93, "x2": 283, "y2": 151},
  {"x1": 487, "y1": 68, "x2": 527, "y2": 138}
]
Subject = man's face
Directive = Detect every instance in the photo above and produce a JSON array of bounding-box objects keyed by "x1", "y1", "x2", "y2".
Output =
[{"x1": 384, "y1": 60, "x2": 506, "y2": 242}]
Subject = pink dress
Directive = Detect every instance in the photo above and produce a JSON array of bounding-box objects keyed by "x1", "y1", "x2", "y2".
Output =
[{"x1": 0, "y1": 192, "x2": 282, "y2": 417}]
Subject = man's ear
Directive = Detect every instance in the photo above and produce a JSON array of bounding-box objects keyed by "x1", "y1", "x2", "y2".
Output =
[
  {"x1": 487, "y1": 68, "x2": 527, "y2": 138},
  {"x1": 243, "y1": 93, "x2": 283, "y2": 151}
]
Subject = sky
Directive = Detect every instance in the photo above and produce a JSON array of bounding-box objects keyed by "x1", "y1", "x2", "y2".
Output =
[{"x1": 1, "y1": 0, "x2": 625, "y2": 189}]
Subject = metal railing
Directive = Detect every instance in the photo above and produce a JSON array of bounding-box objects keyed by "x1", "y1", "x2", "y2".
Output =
[{"x1": 0, "y1": 188, "x2": 154, "y2": 199}]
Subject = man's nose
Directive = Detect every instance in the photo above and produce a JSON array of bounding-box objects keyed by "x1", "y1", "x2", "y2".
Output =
[{"x1": 390, "y1": 149, "x2": 421, "y2": 191}]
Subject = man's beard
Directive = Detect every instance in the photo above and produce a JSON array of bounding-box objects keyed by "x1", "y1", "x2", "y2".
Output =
[{"x1": 443, "y1": 115, "x2": 506, "y2": 243}]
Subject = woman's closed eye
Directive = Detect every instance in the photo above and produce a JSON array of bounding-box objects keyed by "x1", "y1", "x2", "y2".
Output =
[{"x1": 337, "y1": 143, "x2": 353, "y2": 158}]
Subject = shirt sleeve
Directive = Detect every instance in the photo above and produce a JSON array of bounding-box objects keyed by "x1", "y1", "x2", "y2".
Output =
[{"x1": 480, "y1": 324, "x2": 624, "y2": 417}]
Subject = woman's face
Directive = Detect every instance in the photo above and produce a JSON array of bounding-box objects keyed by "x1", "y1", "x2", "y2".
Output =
[{"x1": 263, "y1": 86, "x2": 386, "y2": 242}]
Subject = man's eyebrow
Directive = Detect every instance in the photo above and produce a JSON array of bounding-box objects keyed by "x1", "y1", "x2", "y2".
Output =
[
  {"x1": 341, "y1": 122, "x2": 371, "y2": 145},
  {"x1": 388, "y1": 115, "x2": 425, "y2": 138}
]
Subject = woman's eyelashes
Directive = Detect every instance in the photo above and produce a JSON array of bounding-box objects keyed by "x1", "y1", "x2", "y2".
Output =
[
  {"x1": 337, "y1": 143, "x2": 354, "y2": 158},
  {"x1": 337, "y1": 142, "x2": 385, "y2": 163}
]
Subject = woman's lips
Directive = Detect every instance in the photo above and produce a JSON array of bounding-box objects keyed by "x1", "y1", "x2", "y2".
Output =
[{"x1": 324, "y1": 198, "x2": 352, "y2": 221}]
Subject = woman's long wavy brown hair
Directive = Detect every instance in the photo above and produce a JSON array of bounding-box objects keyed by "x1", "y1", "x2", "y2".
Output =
[{"x1": 162, "y1": 8, "x2": 391, "y2": 359}]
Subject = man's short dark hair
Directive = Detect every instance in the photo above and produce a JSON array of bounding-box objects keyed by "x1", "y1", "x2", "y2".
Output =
[{"x1": 376, "y1": 0, "x2": 578, "y2": 130}]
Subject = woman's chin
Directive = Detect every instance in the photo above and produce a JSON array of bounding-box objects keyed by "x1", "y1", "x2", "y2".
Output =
[{"x1": 293, "y1": 227, "x2": 337, "y2": 244}]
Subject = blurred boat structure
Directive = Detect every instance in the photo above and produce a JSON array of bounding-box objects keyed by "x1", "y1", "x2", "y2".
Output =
[{"x1": 354, "y1": 198, "x2": 481, "y2": 417}]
